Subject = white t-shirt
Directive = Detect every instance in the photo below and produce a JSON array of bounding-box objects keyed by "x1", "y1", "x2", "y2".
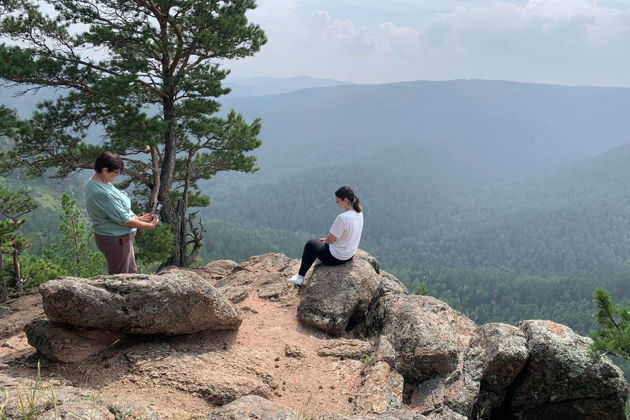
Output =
[{"x1": 329, "y1": 210, "x2": 364, "y2": 260}]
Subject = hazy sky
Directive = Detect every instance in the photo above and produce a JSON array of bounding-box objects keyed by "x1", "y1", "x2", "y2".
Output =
[{"x1": 227, "y1": 0, "x2": 630, "y2": 87}]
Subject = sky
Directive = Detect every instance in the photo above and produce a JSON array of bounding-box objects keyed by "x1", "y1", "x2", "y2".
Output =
[{"x1": 226, "y1": 0, "x2": 630, "y2": 87}]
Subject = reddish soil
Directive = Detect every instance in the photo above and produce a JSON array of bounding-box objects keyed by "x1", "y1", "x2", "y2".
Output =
[{"x1": 0, "y1": 258, "x2": 373, "y2": 419}]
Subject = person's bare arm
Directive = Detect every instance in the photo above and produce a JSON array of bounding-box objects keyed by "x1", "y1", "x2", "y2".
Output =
[
  {"x1": 123, "y1": 215, "x2": 159, "y2": 229},
  {"x1": 319, "y1": 233, "x2": 337, "y2": 244}
]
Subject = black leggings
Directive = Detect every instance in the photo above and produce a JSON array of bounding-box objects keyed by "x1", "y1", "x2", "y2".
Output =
[{"x1": 298, "y1": 239, "x2": 351, "y2": 276}]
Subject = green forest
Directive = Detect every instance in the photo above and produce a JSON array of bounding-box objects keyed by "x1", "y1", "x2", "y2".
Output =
[{"x1": 3, "y1": 79, "x2": 630, "y2": 358}]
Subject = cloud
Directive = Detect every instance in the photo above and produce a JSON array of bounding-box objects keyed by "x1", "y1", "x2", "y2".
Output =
[
  {"x1": 377, "y1": 22, "x2": 421, "y2": 57},
  {"x1": 415, "y1": 0, "x2": 630, "y2": 84},
  {"x1": 308, "y1": 11, "x2": 377, "y2": 54},
  {"x1": 422, "y1": 0, "x2": 630, "y2": 50},
  {"x1": 231, "y1": 0, "x2": 630, "y2": 86}
]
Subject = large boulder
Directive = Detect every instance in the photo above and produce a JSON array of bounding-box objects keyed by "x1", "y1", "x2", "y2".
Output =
[
  {"x1": 376, "y1": 271, "x2": 408, "y2": 297},
  {"x1": 203, "y1": 259, "x2": 239, "y2": 282},
  {"x1": 298, "y1": 250, "x2": 383, "y2": 336},
  {"x1": 365, "y1": 294, "x2": 484, "y2": 419},
  {"x1": 216, "y1": 253, "x2": 298, "y2": 289},
  {"x1": 472, "y1": 323, "x2": 529, "y2": 418},
  {"x1": 236, "y1": 253, "x2": 297, "y2": 275},
  {"x1": 207, "y1": 395, "x2": 298, "y2": 420},
  {"x1": 509, "y1": 320, "x2": 628, "y2": 420},
  {"x1": 478, "y1": 323, "x2": 529, "y2": 392},
  {"x1": 39, "y1": 270, "x2": 241, "y2": 335},
  {"x1": 25, "y1": 319, "x2": 126, "y2": 363},
  {"x1": 366, "y1": 294, "x2": 478, "y2": 382},
  {"x1": 351, "y1": 361, "x2": 404, "y2": 415}
]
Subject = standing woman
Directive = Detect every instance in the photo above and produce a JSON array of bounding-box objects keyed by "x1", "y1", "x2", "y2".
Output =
[
  {"x1": 288, "y1": 186, "x2": 364, "y2": 286},
  {"x1": 85, "y1": 151, "x2": 159, "y2": 274}
]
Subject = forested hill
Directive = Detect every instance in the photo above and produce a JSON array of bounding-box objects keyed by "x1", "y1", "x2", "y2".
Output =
[
  {"x1": 387, "y1": 142, "x2": 630, "y2": 274},
  {"x1": 202, "y1": 80, "x2": 630, "y2": 269},
  {"x1": 4, "y1": 79, "x2": 630, "y2": 337},
  {"x1": 193, "y1": 79, "x2": 630, "y2": 336},
  {"x1": 214, "y1": 79, "x2": 630, "y2": 178}
]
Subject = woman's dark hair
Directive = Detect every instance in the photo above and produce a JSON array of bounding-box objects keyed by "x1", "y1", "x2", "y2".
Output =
[
  {"x1": 335, "y1": 186, "x2": 362, "y2": 213},
  {"x1": 94, "y1": 151, "x2": 124, "y2": 173}
]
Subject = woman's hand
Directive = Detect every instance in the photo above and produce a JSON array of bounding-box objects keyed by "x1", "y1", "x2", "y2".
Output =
[
  {"x1": 138, "y1": 213, "x2": 153, "y2": 222},
  {"x1": 123, "y1": 215, "x2": 159, "y2": 229},
  {"x1": 319, "y1": 233, "x2": 337, "y2": 244}
]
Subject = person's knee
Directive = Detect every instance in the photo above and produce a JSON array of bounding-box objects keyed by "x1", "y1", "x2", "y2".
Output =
[{"x1": 306, "y1": 238, "x2": 320, "y2": 249}]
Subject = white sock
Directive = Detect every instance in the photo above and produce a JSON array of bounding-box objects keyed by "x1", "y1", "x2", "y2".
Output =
[{"x1": 287, "y1": 274, "x2": 304, "y2": 285}]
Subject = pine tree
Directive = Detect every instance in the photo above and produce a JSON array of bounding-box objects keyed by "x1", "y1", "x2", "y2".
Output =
[
  {"x1": 0, "y1": 105, "x2": 18, "y2": 137},
  {"x1": 0, "y1": 218, "x2": 20, "y2": 301},
  {"x1": 591, "y1": 288, "x2": 630, "y2": 360},
  {"x1": 47, "y1": 193, "x2": 104, "y2": 277},
  {"x1": 0, "y1": 0, "x2": 266, "y2": 267},
  {"x1": 0, "y1": 185, "x2": 37, "y2": 297}
]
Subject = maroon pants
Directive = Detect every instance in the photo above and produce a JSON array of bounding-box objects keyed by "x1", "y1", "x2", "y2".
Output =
[{"x1": 94, "y1": 232, "x2": 137, "y2": 274}]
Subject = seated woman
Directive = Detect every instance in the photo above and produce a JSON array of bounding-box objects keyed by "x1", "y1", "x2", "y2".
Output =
[
  {"x1": 288, "y1": 186, "x2": 364, "y2": 286},
  {"x1": 85, "y1": 151, "x2": 160, "y2": 274}
]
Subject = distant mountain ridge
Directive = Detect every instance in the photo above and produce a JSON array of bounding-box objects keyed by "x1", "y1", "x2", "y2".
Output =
[
  {"x1": 224, "y1": 75, "x2": 353, "y2": 97},
  {"x1": 216, "y1": 79, "x2": 630, "y2": 177}
]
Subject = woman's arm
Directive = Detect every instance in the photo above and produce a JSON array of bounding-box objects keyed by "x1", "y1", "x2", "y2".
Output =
[
  {"x1": 319, "y1": 233, "x2": 337, "y2": 244},
  {"x1": 123, "y1": 215, "x2": 159, "y2": 229}
]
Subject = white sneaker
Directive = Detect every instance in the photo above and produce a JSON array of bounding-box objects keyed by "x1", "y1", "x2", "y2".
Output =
[{"x1": 287, "y1": 274, "x2": 304, "y2": 286}]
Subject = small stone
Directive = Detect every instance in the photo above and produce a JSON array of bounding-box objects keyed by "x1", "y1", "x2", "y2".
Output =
[
  {"x1": 284, "y1": 344, "x2": 305, "y2": 359},
  {"x1": 2, "y1": 342, "x2": 15, "y2": 349},
  {"x1": 217, "y1": 285, "x2": 249, "y2": 304},
  {"x1": 319, "y1": 385, "x2": 323, "y2": 389},
  {"x1": 348, "y1": 397, "x2": 353, "y2": 403},
  {"x1": 275, "y1": 364, "x2": 280, "y2": 368},
  {"x1": 330, "y1": 385, "x2": 335, "y2": 389},
  {"x1": 275, "y1": 357, "x2": 280, "y2": 362},
  {"x1": 241, "y1": 306, "x2": 259, "y2": 314},
  {"x1": 316, "y1": 339, "x2": 372, "y2": 360}
]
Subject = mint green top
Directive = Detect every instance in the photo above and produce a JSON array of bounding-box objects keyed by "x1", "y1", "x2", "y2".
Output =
[{"x1": 85, "y1": 180, "x2": 137, "y2": 236}]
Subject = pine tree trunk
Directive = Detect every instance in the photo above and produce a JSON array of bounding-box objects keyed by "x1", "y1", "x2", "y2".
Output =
[
  {"x1": 0, "y1": 252, "x2": 7, "y2": 302},
  {"x1": 12, "y1": 247, "x2": 21, "y2": 292},
  {"x1": 149, "y1": 146, "x2": 161, "y2": 213},
  {"x1": 175, "y1": 198, "x2": 187, "y2": 267},
  {"x1": 159, "y1": 93, "x2": 181, "y2": 266}
]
